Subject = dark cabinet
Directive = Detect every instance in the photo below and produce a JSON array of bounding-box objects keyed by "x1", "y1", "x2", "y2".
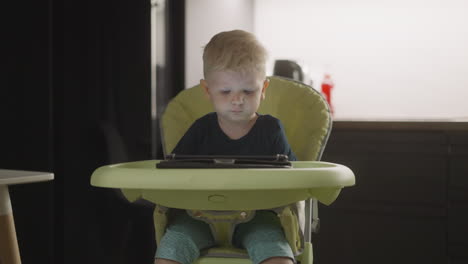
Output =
[
  {"x1": 447, "y1": 132, "x2": 468, "y2": 263},
  {"x1": 313, "y1": 122, "x2": 468, "y2": 264}
]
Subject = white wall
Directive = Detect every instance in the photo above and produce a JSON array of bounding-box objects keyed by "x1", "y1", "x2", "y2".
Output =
[
  {"x1": 185, "y1": 0, "x2": 254, "y2": 88},
  {"x1": 254, "y1": 0, "x2": 468, "y2": 119}
]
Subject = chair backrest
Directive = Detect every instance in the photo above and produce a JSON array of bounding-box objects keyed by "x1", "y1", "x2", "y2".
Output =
[{"x1": 160, "y1": 76, "x2": 332, "y2": 161}]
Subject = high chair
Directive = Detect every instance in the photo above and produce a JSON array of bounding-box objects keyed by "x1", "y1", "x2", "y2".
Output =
[{"x1": 90, "y1": 76, "x2": 355, "y2": 264}]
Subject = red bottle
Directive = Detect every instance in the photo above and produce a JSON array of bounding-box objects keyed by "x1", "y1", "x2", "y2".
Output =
[{"x1": 321, "y1": 74, "x2": 334, "y2": 114}]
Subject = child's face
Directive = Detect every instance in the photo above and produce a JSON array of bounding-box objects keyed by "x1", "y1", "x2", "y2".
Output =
[{"x1": 201, "y1": 70, "x2": 269, "y2": 124}]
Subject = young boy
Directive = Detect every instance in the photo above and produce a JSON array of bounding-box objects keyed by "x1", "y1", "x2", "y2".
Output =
[{"x1": 155, "y1": 30, "x2": 296, "y2": 264}]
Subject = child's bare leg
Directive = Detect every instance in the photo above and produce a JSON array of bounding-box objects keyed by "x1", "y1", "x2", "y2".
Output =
[
  {"x1": 261, "y1": 257, "x2": 294, "y2": 264},
  {"x1": 154, "y1": 258, "x2": 181, "y2": 264}
]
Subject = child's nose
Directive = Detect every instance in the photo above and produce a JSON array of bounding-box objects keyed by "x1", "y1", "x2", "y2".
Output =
[{"x1": 231, "y1": 93, "x2": 244, "y2": 104}]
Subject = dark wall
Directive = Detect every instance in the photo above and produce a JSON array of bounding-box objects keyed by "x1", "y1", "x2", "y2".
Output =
[
  {"x1": 3, "y1": 0, "x2": 185, "y2": 263},
  {"x1": 2, "y1": 1, "x2": 54, "y2": 264},
  {"x1": 60, "y1": 0, "x2": 154, "y2": 263}
]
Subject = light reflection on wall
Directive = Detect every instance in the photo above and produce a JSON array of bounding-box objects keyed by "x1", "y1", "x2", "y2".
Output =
[{"x1": 254, "y1": 0, "x2": 468, "y2": 120}]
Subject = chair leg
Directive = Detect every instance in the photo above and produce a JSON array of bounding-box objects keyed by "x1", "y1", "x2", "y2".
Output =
[{"x1": 300, "y1": 242, "x2": 313, "y2": 264}]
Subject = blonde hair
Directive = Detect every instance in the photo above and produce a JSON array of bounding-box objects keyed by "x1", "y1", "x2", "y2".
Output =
[{"x1": 203, "y1": 30, "x2": 268, "y2": 79}]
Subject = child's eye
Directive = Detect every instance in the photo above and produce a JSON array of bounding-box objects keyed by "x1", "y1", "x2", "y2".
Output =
[
  {"x1": 221, "y1": 90, "x2": 230, "y2": 94},
  {"x1": 243, "y1": 90, "x2": 254, "y2": 94}
]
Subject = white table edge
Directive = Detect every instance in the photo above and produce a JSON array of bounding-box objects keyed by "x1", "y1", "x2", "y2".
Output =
[{"x1": 0, "y1": 170, "x2": 54, "y2": 185}]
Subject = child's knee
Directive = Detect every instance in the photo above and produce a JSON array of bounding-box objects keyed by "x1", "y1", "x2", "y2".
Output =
[
  {"x1": 165, "y1": 211, "x2": 215, "y2": 248},
  {"x1": 155, "y1": 230, "x2": 201, "y2": 264},
  {"x1": 260, "y1": 257, "x2": 294, "y2": 264},
  {"x1": 238, "y1": 230, "x2": 294, "y2": 264},
  {"x1": 155, "y1": 258, "x2": 181, "y2": 264},
  {"x1": 235, "y1": 211, "x2": 283, "y2": 242}
]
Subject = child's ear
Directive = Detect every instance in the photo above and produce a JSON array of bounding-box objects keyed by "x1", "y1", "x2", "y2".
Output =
[
  {"x1": 200, "y1": 79, "x2": 210, "y2": 97},
  {"x1": 261, "y1": 78, "x2": 270, "y2": 100}
]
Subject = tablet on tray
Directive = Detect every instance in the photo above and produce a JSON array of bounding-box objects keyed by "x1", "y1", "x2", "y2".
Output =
[{"x1": 156, "y1": 154, "x2": 292, "y2": 169}]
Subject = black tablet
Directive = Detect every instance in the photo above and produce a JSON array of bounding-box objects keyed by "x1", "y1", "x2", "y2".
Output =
[{"x1": 156, "y1": 154, "x2": 292, "y2": 169}]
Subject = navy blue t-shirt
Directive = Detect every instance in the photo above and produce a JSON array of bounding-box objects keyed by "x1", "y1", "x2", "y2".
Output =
[{"x1": 172, "y1": 112, "x2": 297, "y2": 161}]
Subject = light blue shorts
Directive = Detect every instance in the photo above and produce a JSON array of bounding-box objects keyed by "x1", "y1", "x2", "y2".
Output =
[{"x1": 155, "y1": 210, "x2": 294, "y2": 264}]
